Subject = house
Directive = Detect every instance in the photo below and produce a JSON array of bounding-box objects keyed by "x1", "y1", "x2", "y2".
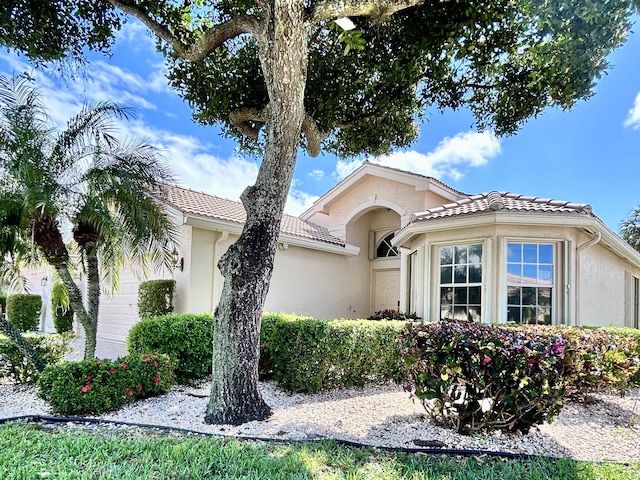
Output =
[{"x1": 23, "y1": 162, "x2": 640, "y2": 354}]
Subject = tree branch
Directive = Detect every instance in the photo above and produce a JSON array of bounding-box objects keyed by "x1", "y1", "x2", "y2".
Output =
[
  {"x1": 229, "y1": 107, "x2": 268, "y2": 141},
  {"x1": 301, "y1": 113, "x2": 327, "y2": 157},
  {"x1": 106, "y1": 0, "x2": 260, "y2": 61},
  {"x1": 306, "y1": 0, "x2": 424, "y2": 24}
]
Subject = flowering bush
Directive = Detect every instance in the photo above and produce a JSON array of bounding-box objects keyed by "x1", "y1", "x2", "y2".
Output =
[
  {"x1": 38, "y1": 352, "x2": 175, "y2": 415},
  {"x1": 524, "y1": 325, "x2": 640, "y2": 400},
  {"x1": 400, "y1": 320, "x2": 571, "y2": 434}
]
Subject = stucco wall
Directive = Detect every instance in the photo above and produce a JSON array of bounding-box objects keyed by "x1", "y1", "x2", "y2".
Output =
[{"x1": 578, "y1": 241, "x2": 639, "y2": 327}]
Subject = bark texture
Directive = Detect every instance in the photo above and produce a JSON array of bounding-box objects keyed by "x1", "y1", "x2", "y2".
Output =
[{"x1": 205, "y1": 0, "x2": 308, "y2": 425}]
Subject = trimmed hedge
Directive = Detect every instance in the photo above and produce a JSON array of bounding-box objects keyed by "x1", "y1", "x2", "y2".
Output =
[
  {"x1": 6, "y1": 294, "x2": 42, "y2": 331},
  {"x1": 38, "y1": 352, "x2": 175, "y2": 415},
  {"x1": 51, "y1": 283, "x2": 74, "y2": 334},
  {"x1": 0, "y1": 294, "x2": 6, "y2": 314},
  {"x1": 262, "y1": 313, "x2": 406, "y2": 393},
  {"x1": 400, "y1": 320, "x2": 571, "y2": 434},
  {"x1": 0, "y1": 332, "x2": 75, "y2": 384},
  {"x1": 137, "y1": 280, "x2": 175, "y2": 320},
  {"x1": 522, "y1": 325, "x2": 640, "y2": 399},
  {"x1": 127, "y1": 313, "x2": 213, "y2": 384}
]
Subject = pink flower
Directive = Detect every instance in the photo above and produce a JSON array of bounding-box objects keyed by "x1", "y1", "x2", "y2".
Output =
[
  {"x1": 96, "y1": 359, "x2": 103, "y2": 365},
  {"x1": 127, "y1": 390, "x2": 134, "y2": 397},
  {"x1": 110, "y1": 368, "x2": 117, "y2": 374},
  {"x1": 151, "y1": 375, "x2": 160, "y2": 385},
  {"x1": 81, "y1": 385, "x2": 92, "y2": 393},
  {"x1": 482, "y1": 357, "x2": 492, "y2": 366},
  {"x1": 120, "y1": 363, "x2": 128, "y2": 369},
  {"x1": 137, "y1": 385, "x2": 142, "y2": 391},
  {"x1": 86, "y1": 375, "x2": 93, "y2": 382},
  {"x1": 144, "y1": 354, "x2": 152, "y2": 363},
  {"x1": 153, "y1": 361, "x2": 159, "y2": 368}
]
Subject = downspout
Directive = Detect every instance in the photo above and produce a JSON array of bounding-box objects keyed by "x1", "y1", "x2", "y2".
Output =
[
  {"x1": 575, "y1": 230, "x2": 601, "y2": 326},
  {"x1": 212, "y1": 231, "x2": 229, "y2": 313}
]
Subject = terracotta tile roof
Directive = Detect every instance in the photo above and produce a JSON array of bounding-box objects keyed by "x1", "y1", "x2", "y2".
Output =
[
  {"x1": 161, "y1": 184, "x2": 345, "y2": 247},
  {"x1": 413, "y1": 191, "x2": 594, "y2": 221}
]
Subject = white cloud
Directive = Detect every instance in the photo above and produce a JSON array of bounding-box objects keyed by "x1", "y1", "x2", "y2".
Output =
[
  {"x1": 334, "y1": 131, "x2": 501, "y2": 181},
  {"x1": 333, "y1": 159, "x2": 363, "y2": 181},
  {"x1": 309, "y1": 169, "x2": 325, "y2": 180},
  {"x1": 285, "y1": 190, "x2": 319, "y2": 216},
  {"x1": 624, "y1": 92, "x2": 640, "y2": 129}
]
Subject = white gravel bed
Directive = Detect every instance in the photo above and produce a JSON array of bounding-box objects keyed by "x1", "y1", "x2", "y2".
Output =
[{"x1": 2, "y1": 381, "x2": 639, "y2": 463}]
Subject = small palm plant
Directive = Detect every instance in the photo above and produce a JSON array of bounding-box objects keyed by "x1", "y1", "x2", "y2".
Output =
[{"x1": 0, "y1": 73, "x2": 177, "y2": 360}]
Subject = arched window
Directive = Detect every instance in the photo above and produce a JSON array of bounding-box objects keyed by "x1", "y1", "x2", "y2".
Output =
[{"x1": 376, "y1": 232, "x2": 399, "y2": 258}]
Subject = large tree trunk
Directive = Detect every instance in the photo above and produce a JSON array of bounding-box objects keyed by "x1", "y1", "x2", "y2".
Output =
[{"x1": 205, "y1": 0, "x2": 308, "y2": 425}]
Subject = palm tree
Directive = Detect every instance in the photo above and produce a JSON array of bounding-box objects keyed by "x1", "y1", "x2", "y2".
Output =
[
  {"x1": 621, "y1": 206, "x2": 640, "y2": 253},
  {"x1": 0, "y1": 74, "x2": 177, "y2": 359}
]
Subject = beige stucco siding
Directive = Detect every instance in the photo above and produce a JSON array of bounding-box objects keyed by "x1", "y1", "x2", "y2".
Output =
[
  {"x1": 577, "y1": 242, "x2": 634, "y2": 327},
  {"x1": 323, "y1": 177, "x2": 429, "y2": 228},
  {"x1": 265, "y1": 245, "x2": 356, "y2": 319}
]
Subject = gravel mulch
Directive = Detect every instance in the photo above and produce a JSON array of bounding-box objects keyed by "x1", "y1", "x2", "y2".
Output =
[{"x1": 2, "y1": 381, "x2": 639, "y2": 463}]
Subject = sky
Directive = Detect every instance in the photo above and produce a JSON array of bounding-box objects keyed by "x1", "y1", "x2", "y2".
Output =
[{"x1": 0, "y1": 18, "x2": 639, "y2": 233}]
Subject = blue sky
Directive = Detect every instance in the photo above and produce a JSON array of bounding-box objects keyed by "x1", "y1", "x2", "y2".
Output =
[{"x1": 0, "y1": 19, "x2": 639, "y2": 232}]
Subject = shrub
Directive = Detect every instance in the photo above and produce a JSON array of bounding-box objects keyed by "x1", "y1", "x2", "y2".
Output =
[
  {"x1": 0, "y1": 293, "x2": 6, "y2": 315},
  {"x1": 128, "y1": 313, "x2": 212, "y2": 384},
  {"x1": 137, "y1": 280, "x2": 176, "y2": 320},
  {"x1": 6, "y1": 294, "x2": 42, "y2": 331},
  {"x1": 368, "y1": 310, "x2": 420, "y2": 321},
  {"x1": 0, "y1": 332, "x2": 75, "y2": 384},
  {"x1": 264, "y1": 313, "x2": 406, "y2": 392},
  {"x1": 523, "y1": 325, "x2": 640, "y2": 399},
  {"x1": 400, "y1": 320, "x2": 571, "y2": 435},
  {"x1": 51, "y1": 283, "x2": 74, "y2": 334},
  {"x1": 38, "y1": 352, "x2": 175, "y2": 415}
]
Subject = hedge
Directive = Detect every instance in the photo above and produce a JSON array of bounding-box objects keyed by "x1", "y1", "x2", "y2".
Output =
[
  {"x1": 262, "y1": 313, "x2": 406, "y2": 393},
  {"x1": 0, "y1": 332, "x2": 75, "y2": 384},
  {"x1": 127, "y1": 313, "x2": 213, "y2": 384},
  {"x1": 137, "y1": 280, "x2": 176, "y2": 320},
  {"x1": 6, "y1": 294, "x2": 42, "y2": 331},
  {"x1": 51, "y1": 283, "x2": 74, "y2": 334}
]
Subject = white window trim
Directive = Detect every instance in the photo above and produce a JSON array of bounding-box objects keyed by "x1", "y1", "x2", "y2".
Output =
[
  {"x1": 432, "y1": 238, "x2": 489, "y2": 323},
  {"x1": 501, "y1": 238, "x2": 565, "y2": 326}
]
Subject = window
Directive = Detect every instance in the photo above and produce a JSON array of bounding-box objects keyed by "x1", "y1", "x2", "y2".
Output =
[
  {"x1": 506, "y1": 243, "x2": 553, "y2": 325},
  {"x1": 376, "y1": 232, "x2": 399, "y2": 258},
  {"x1": 439, "y1": 244, "x2": 483, "y2": 322}
]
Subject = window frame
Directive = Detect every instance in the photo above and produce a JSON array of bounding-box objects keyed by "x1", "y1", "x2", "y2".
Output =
[
  {"x1": 436, "y1": 242, "x2": 485, "y2": 322},
  {"x1": 505, "y1": 241, "x2": 558, "y2": 325}
]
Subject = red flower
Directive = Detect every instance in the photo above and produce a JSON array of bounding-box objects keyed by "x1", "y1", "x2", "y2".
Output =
[
  {"x1": 482, "y1": 357, "x2": 492, "y2": 366},
  {"x1": 127, "y1": 390, "x2": 134, "y2": 397},
  {"x1": 81, "y1": 385, "x2": 92, "y2": 393},
  {"x1": 153, "y1": 361, "x2": 159, "y2": 368},
  {"x1": 137, "y1": 385, "x2": 143, "y2": 391},
  {"x1": 120, "y1": 363, "x2": 128, "y2": 369},
  {"x1": 96, "y1": 359, "x2": 103, "y2": 365},
  {"x1": 110, "y1": 368, "x2": 117, "y2": 374},
  {"x1": 86, "y1": 375, "x2": 93, "y2": 382},
  {"x1": 144, "y1": 354, "x2": 152, "y2": 363},
  {"x1": 151, "y1": 375, "x2": 160, "y2": 385}
]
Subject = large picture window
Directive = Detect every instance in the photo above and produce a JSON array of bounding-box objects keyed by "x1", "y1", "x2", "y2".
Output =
[
  {"x1": 439, "y1": 244, "x2": 483, "y2": 322},
  {"x1": 507, "y1": 243, "x2": 554, "y2": 325}
]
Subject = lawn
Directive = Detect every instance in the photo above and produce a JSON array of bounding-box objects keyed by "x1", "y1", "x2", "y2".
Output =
[{"x1": 1, "y1": 422, "x2": 638, "y2": 479}]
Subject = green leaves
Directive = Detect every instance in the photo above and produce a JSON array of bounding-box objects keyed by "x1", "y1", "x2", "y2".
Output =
[{"x1": 337, "y1": 29, "x2": 367, "y2": 55}]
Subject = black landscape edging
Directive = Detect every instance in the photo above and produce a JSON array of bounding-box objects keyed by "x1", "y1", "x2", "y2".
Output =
[{"x1": 0, "y1": 414, "x2": 567, "y2": 462}]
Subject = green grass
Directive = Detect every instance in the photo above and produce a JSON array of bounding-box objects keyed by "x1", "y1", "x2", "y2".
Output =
[{"x1": 0, "y1": 423, "x2": 638, "y2": 479}]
